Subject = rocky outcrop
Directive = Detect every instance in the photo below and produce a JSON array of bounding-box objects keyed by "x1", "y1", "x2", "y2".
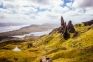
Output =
[
  {"x1": 67, "y1": 21, "x2": 75, "y2": 33},
  {"x1": 60, "y1": 16, "x2": 66, "y2": 33},
  {"x1": 50, "y1": 16, "x2": 76, "y2": 39},
  {"x1": 83, "y1": 20, "x2": 93, "y2": 26},
  {"x1": 61, "y1": 16, "x2": 66, "y2": 28},
  {"x1": 63, "y1": 27, "x2": 70, "y2": 40},
  {"x1": 60, "y1": 16, "x2": 75, "y2": 33},
  {"x1": 58, "y1": 16, "x2": 76, "y2": 39}
]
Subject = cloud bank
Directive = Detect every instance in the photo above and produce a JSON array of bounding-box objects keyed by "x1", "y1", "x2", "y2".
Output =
[
  {"x1": 0, "y1": 0, "x2": 93, "y2": 24},
  {"x1": 73, "y1": 0, "x2": 93, "y2": 8}
]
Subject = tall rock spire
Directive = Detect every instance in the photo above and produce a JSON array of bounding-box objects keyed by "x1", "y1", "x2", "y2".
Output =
[
  {"x1": 60, "y1": 16, "x2": 66, "y2": 33},
  {"x1": 58, "y1": 16, "x2": 76, "y2": 39},
  {"x1": 67, "y1": 20, "x2": 75, "y2": 33},
  {"x1": 61, "y1": 16, "x2": 65, "y2": 27}
]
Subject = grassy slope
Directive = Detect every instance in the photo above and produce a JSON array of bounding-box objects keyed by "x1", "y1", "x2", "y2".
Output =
[{"x1": 0, "y1": 25, "x2": 93, "y2": 62}]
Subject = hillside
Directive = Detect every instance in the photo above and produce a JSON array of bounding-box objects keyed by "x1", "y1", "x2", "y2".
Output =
[
  {"x1": 0, "y1": 23, "x2": 24, "y2": 27},
  {"x1": 0, "y1": 23, "x2": 57, "y2": 37},
  {"x1": 0, "y1": 20, "x2": 93, "y2": 62}
]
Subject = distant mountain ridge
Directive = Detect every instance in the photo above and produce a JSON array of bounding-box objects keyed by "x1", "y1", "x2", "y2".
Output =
[
  {"x1": 0, "y1": 23, "x2": 58, "y2": 37},
  {"x1": 0, "y1": 23, "x2": 26, "y2": 27}
]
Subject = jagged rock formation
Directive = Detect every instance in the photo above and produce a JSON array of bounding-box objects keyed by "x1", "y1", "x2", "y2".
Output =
[
  {"x1": 60, "y1": 16, "x2": 75, "y2": 33},
  {"x1": 59, "y1": 16, "x2": 76, "y2": 39},
  {"x1": 63, "y1": 26, "x2": 70, "y2": 40},
  {"x1": 67, "y1": 21, "x2": 75, "y2": 33},
  {"x1": 50, "y1": 16, "x2": 76, "y2": 39},
  {"x1": 61, "y1": 16, "x2": 66, "y2": 28},
  {"x1": 60, "y1": 16, "x2": 66, "y2": 33}
]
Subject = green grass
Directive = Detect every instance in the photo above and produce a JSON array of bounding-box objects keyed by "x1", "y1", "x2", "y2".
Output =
[{"x1": 0, "y1": 25, "x2": 93, "y2": 62}]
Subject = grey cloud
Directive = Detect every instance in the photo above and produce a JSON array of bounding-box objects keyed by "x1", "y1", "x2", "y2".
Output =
[
  {"x1": 73, "y1": 0, "x2": 93, "y2": 8},
  {"x1": 28, "y1": 0, "x2": 50, "y2": 5}
]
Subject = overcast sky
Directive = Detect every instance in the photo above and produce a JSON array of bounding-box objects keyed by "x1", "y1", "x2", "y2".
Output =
[{"x1": 0, "y1": 0, "x2": 93, "y2": 24}]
